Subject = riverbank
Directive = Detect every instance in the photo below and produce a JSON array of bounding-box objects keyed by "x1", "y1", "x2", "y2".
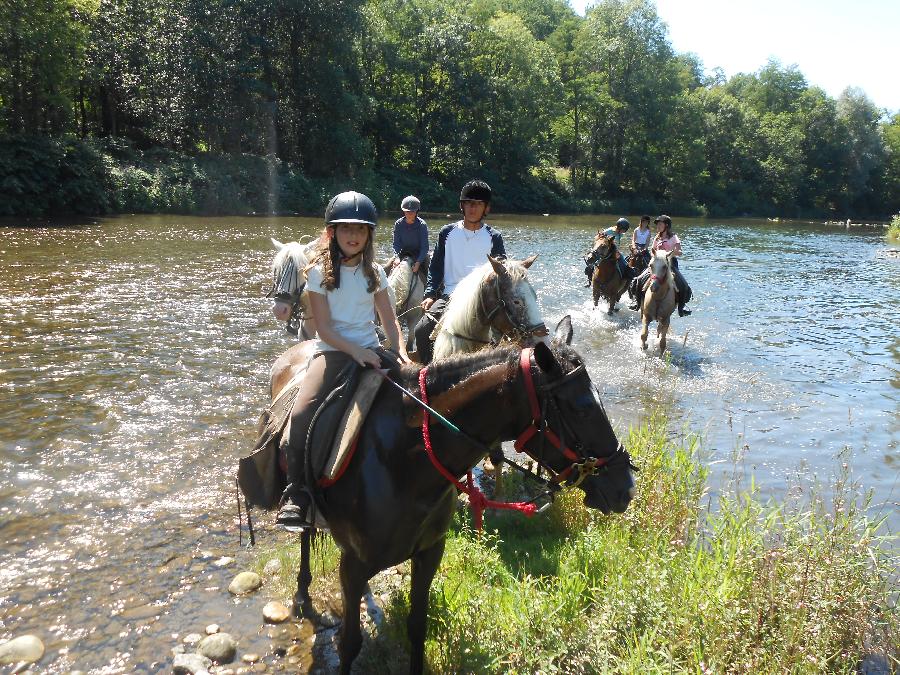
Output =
[
  {"x1": 242, "y1": 412, "x2": 897, "y2": 673},
  {"x1": 5, "y1": 135, "x2": 894, "y2": 221}
]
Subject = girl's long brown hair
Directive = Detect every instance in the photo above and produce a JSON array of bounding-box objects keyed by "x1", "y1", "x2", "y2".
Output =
[{"x1": 304, "y1": 225, "x2": 380, "y2": 293}]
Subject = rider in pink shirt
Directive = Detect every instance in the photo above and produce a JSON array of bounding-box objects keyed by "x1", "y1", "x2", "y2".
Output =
[{"x1": 628, "y1": 215, "x2": 693, "y2": 316}]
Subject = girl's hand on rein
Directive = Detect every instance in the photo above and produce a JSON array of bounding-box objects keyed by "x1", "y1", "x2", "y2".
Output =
[{"x1": 353, "y1": 347, "x2": 382, "y2": 368}]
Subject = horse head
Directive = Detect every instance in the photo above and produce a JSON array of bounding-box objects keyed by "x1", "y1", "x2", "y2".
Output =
[
  {"x1": 648, "y1": 249, "x2": 675, "y2": 294},
  {"x1": 268, "y1": 237, "x2": 315, "y2": 336},
  {"x1": 520, "y1": 316, "x2": 635, "y2": 514},
  {"x1": 486, "y1": 255, "x2": 548, "y2": 344},
  {"x1": 590, "y1": 233, "x2": 616, "y2": 263}
]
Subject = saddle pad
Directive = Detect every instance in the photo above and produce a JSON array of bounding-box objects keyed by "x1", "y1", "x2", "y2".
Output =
[{"x1": 319, "y1": 369, "x2": 383, "y2": 484}]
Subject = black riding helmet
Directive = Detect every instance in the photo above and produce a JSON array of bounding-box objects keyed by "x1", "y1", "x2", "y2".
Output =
[
  {"x1": 616, "y1": 217, "x2": 631, "y2": 230},
  {"x1": 459, "y1": 179, "x2": 492, "y2": 203},
  {"x1": 324, "y1": 191, "x2": 378, "y2": 228}
]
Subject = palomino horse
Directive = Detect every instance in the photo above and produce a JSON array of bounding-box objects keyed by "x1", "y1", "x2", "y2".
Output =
[
  {"x1": 386, "y1": 255, "x2": 424, "y2": 352},
  {"x1": 268, "y1": 238, "x2": 318, "y2": 339},
  {"x1": 588, "y1": 233, "x2": 629, "y2": 314},
  {"x1": 248, "y1": 316, "x2": 634, "y2": 674},
  {"x1": 430, "y1": 255, "x2": 547, "y2": 361},
  {"x1": 640, "y1": 249, "x2": 677, "y2": 353}
]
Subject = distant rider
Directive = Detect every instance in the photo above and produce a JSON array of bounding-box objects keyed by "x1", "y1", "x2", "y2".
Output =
[
  {"x1": 628, "y1": 214, "x2": 693, "y2": 316},
  {"x1": 584, "y1": 217, "x2": 634, "y2": 285},
  {"x1": 391, "y1": 195, "x2": 429, "y2": 281}
]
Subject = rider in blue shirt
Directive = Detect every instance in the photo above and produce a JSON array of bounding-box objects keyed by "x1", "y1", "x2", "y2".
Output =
[{"x1": 392, "y1": 195, "x2": 429, "y2": 279}]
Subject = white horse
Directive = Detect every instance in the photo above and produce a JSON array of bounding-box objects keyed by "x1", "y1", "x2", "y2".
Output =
[
  {"x1": 268, "y1": 237, "x2": 318, "y2": 340},
  {"x1": 431, "y1": 255, "x2": 547, "y2": 361},
  {"x1": 386, "y1": 255, "x2": 424, "y2": 352},
  {"x1": 640, "y1": 249, "x2": 677, "y2": 354}
]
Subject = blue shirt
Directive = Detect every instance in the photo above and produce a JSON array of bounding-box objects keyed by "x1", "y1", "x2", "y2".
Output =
[{"x1": 392, "y1": 216, "x2": 429, "y2": 264}]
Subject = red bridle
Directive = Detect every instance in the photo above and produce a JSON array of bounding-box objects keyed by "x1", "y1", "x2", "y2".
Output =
[{"x1": 417, "y1": 347, "x2": 610, "y2": 529}]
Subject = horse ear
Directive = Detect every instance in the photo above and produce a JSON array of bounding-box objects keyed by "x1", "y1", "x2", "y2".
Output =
[
  {"x1": 533, "y1": 342, "x2": 563, "y2": 378},
  {"x1": 271, "y1": 238, "x2": 286, "y2": 250},
  {"x1": 552, "y1": 315, "x2": 574, "y2": 346},
  {"x1": 487, "y1": 255, "x2": 507, "y2": 276},
  {"x1": 520, "y1": 254, "x2": 538, "y2": 269}
]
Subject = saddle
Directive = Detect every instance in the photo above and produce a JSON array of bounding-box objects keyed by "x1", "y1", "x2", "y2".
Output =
[
  {"x1": 304, "y1": 366, "x2": 384, "y2": 488},
  {"x1": 238, "y1": 351, "x2": 393, "y2": 511}
]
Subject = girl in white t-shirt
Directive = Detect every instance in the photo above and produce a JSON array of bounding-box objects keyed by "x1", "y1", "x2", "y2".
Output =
[{"x1": 277, "y1": 191, "x2": 409, "y2": 529}]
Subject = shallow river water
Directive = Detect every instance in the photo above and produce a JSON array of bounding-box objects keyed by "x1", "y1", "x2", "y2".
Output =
[{"x1": 1, "y1": 213, "x2": 897, "y2": 672}]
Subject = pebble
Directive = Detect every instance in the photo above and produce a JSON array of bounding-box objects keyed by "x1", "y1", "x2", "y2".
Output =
[
  {"x1": 228, "y1": 572, "x2": 262, "y2": 595},
  {"x1": 241, "y1": 653, "x2": 260, "y2": 663},
  {"x1": 214, "y1": 557, "x2": 236, "y2": 567},
  {"x1": 0, "y1": 635, "x2": 44, "y2": 666},
  {"x1": 262, "y1": 601, "x2": 291, "y2": 624},
  {"x1": 198, "y1": 633, "x2": 238, "y2": 664},
  {"x1": 183, "y1": 633, "x2": 204, "y2": 646},
  {"x1": 263, "y1": 559, "x2": 282, "y2": 575},
  {"x1": 285, "y1": 645, "x2": 302, "y2": 657},
  {"x1": 206, "y1": 624, "x2": 220, "y2": 635},
  {"x1": 173, "y1": 652, "x2": 212, "y2": 675},
  {"x1": 252, "y1": 663, "x2": 267, "y2": 673}
]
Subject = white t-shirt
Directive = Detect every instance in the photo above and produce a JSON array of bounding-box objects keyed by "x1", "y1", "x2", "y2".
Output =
[
  {"x1": 634, "y1": 227, "x2": 652, "y2": 246},
  {"x1": 306, "y1": 262, "x2": 389, "y2": 352},
  {"x1": 443, "y1": 224, "x2": 494, "y2": 296}
]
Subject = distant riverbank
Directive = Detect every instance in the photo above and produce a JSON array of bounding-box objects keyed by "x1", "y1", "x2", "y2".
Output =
[{"x1": 4, "y1": 135, "x2": 893, "y2": 221}]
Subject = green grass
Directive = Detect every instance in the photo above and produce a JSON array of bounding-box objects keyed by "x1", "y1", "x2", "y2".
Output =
[
  {"x1": 361, "y1": 412, "x2": 897, "y2": 673},
  {"x1": 253, "y1": 411, "x2": 897, "y2": 673},
  {"x1": 887, "y1": 214, "x2": 900, "y2": 241}
]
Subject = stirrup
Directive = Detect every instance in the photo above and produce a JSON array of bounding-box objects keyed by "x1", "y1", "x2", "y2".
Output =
[{"x1": 276, "y1": 488, "x2": 312, "y2": 531}]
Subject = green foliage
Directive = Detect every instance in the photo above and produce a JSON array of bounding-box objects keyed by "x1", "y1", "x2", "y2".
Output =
[
  {"x1": 1, "y1": 0, "x2": 897, "y2": 217},
  {"x1": 0, "y1": 135, "x2": 111, "y2": 215},
  {"x1": 366, "y1": 414, "x2": 897, "y2": 672}
]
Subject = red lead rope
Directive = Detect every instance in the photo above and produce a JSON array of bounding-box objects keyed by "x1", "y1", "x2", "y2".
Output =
[{"x1": 418, "y1": 367, "x2": 537, "y2": 531}]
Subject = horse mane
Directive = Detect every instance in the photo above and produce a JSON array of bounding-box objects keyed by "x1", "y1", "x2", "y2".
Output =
[
  {"x1": 388, "y1": 256, "x2": 413, "y2": 305},
  {"x1": 271, "y1": 239, "x2": 312, "y2": 277},
  {"x1": 400, "y1": 341, "x2": 582, "y2": 397},
  {"x1": 439, "y1": 259, "x2": 532, "y2": 339}
]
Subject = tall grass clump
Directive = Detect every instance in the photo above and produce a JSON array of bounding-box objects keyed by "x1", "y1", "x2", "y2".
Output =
[
  {"x1": 887, "y1": 214, "x2": 900, "y2": 241},
  {"x1": 367, "y1": 411, "x2": 896, "y2": 673}
]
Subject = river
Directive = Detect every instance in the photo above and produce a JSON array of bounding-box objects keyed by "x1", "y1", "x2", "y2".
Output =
[{"x1": 1, "y1": 213, "x2": 897, "y2": 672}]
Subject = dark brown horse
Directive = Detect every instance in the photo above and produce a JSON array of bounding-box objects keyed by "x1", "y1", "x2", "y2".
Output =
[
  {"x1": 588, "y1": 233, "x2": 629, "y2": 314},
  {"x1": 255, "y1": 317, "x2": 634, "y2": 674}
]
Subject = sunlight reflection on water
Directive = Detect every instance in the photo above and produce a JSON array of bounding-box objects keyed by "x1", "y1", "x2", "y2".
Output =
[{"x1": 0, "y1": 214, "x2": 897, "y2": 671}]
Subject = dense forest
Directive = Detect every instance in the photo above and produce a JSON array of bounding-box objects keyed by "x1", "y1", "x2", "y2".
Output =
[{"x1": 1, "y1": 0, "x2": 898, "y2": 217}]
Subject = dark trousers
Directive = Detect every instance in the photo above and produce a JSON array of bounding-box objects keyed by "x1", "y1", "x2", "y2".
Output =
[
  {"x1": 413, "y1": 296, "x2": 448, "y2": 365},
  {"x1": 632, "y1": 261, "x2": 692, "y2": 306}
]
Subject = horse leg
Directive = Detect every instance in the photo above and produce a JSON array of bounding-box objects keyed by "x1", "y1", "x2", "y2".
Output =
[
  {"x1": 292, "y1": 528, "x2": 316, "y2": 619},
  {"x1": 407, "y1": 538, "x2": 447, "y2": 675},
  {"x1": 640, "y1": 315, "x2": 650, "y2": 351},
  {"x1": 658, "y1": 317, "x2": 670, "y2": 354},
  {"x1": 338, "y1": 550, "x2": 369, "y2": 674}
]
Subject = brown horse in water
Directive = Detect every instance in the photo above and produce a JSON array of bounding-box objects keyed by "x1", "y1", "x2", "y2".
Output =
[
  {"x1": 246, "y1": 317, "x2": 635, "y2": 674},
  {"x1": 640, "y1": 249, "x2": 677, "y2": 353},
  {"x1": 588, "y1": 233, "x2": 629, "y2": 314}
]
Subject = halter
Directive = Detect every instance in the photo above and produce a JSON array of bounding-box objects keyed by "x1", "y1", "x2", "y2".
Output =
[
  {"x1": 417, "y1": 347, "x2": 632, "y2": 529},
  {"x1": 513, "y1": 348, "x2": 631, "y2": 487},
  {"x1": 266, "y1": 257, "x2": 306, "y2": 335}
]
